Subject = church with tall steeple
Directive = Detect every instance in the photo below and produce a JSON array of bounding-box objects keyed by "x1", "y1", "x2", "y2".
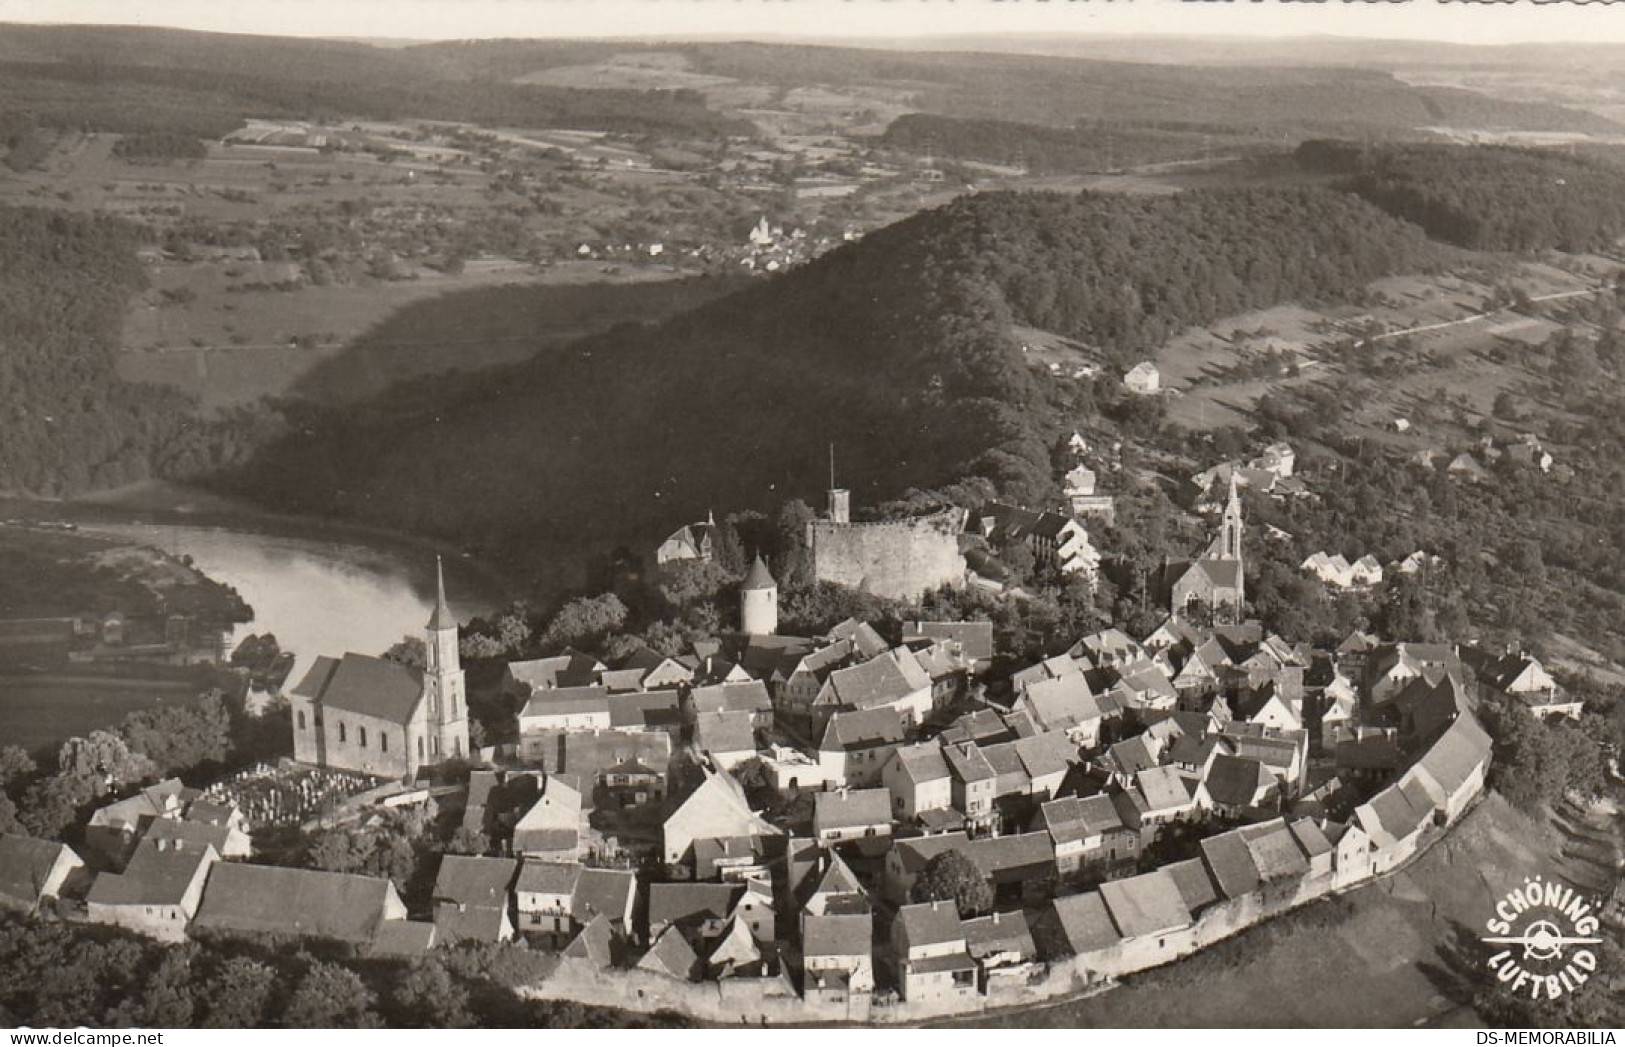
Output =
[
  {"x1": 287, "y1": 557, "x2": 470, "y2": 779},
  {"x1": 1171, "y1": 472, "x2": 1246, "y2": 619}
]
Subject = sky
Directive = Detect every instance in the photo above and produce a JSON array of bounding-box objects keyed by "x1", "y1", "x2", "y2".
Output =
[{"x1": 2, "y1": 0, "x2": 1624, "y2": 47}]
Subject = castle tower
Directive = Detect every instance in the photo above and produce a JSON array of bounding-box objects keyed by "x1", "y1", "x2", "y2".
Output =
[
  {"x1": 424, "y1": 556, "x2": 469, "y2": 761},
  {"x1": 741, "y1": 555, "x2": 778, "y2": 636},
  {"x1": 828, "y1": 487, "x2": 851, "y2": 525}
]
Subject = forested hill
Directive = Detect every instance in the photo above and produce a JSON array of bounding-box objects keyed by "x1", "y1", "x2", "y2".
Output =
[
  {"x1": 0, "y1": 25, "x2": 750, "y2": 142},
  {"x1": 1299, "y1": 140, "x2": 1625, "y2": 253},
  {"x1": 225, "y1": 186, "x2": 1438, "y2": 592},
  {"x1": 0, "y1": 207, "x2": 274, "y2": 496}
]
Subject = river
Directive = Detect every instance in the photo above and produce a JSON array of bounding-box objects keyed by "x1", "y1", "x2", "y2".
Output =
[{"x1": 80, "y1": 522, "x2": 503, "y2": 687}]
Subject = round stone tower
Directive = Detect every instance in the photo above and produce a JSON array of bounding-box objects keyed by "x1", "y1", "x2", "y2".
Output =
[{"x1": 740, "y1": 554, "x2": 778, "y2": 636}]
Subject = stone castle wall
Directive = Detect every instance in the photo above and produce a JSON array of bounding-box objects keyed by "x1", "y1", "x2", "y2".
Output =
[{"x1": 808, "y1": 508, "x2": 967, "y2": 602}]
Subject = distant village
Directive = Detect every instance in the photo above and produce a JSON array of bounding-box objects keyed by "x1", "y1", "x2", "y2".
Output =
[{"x1": 0, "y1": 432, "x2": 1587, "y2": 1023}]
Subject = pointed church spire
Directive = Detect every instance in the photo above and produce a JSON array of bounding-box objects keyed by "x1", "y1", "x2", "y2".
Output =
[{"x1": 427, "y1": 555, "x2": 455, "y2": 631}]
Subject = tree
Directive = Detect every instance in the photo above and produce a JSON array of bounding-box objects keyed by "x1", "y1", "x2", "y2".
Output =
[
  {"x1": 282, "y1": 960, "x2": 380, "y2": 1028},
  {"x1": 56, "y1": 731, "x2": 154, "y2": 792},
  {"x1": 384, "y1": 635, "x2": 427, "y2": 670},
  {"x1": 540, "y1": 593, "x2": 628, "y2": 651},
  {"x1": 19, "y1": 772, "x2": 100, "y2": 839},
  {"x1": 0, "y1": 746, "x2": 36, "y2": 790},
  {"x1": 198, "y1": 957, "x2": 279, "y2": 1028},
  {"x1": 445, "y1": 825, "x2": 489, "y2": 856},
  {"x1": 389, "y1": 958, "x2": 475, "y2": 1028},
  {"x1": 910, "y1": 849, "x2": 993, "y2": 916}
]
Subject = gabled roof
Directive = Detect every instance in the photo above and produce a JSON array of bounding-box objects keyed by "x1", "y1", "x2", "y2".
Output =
[
  {"x1": 1134, "y1": 765, "x2": 1196, "y2": 812},
  {"x1": 820, "y1": 708, "x2": 906, "y2": 753},
  {"x1": 1414, "y1": 712, "x2": 1492, "y2": 798},
  {"x1": 607, "y1": 691, "x2": 683, "y2": 730},
  {"x1": 562, "y1": 913, "x2": 614, "y2": 968},
  {"x1": 814, "y1": 788, "x2": 891, "y2": 832},
  {"x1": 903, "y1": 621, "x2": 995, "y2": 663},
  {"x1": 823, "y1": 649, "x2": 929, "y2": 710},
  {"x1": 1164, "y1": 857, "x2": 1220, "y2": 915},
  {"x1": 689, "y1": 681, "x2": 772, "y2": 716},
  {"x1": 573, "y1": 867, "x2": 636, "y2": 925},
  {"x1": 1049, "y1": 891, "x2": 1120, "y2": 955},
  {"x1": 1098, "y1": 869, "x2": 1191, "y2": 938},
  {"x1": 520, "y1": 685, "x2": 610, "y2": 720},
  {"x1": 433, "y1": 855, "x2": 518, "y2": 907},
  {"x1": 1243, "y1": 822, "x2": 1311, "y2": 882},
  {"x1": 694, "y1": 710, "x2": 756, "y2": 756},
  {"x1": 639, "y1": 926, "x2": 700, "y2": 981},
  {"x1": 141, "y1": 816, "x2": 235, "y2": 856},
  {"x1": 505, "y1": 651, "x2": 604, "y2": 691},
  {"x1": 1021, "y1": 674, "x2": 1100, "y2": 732},
  {"x1": 435, "y1": 900, "x2": 510, "y2": 943},
  {"x1": 194, "y1": 863, "x2": 399, "y2": 944},
  {"x1": 828, "y1": 618, "x2": 889, "y2": 659},
  {"x1": 288, "y1": 653, "x2": 423, "y2": 723},
  {"x1": 895, "y1": 899, "x2": 964, "y2": 950},
  {"x1": 1200, "y1": 829, "x2": 1262, "y2": 899},
  {"x1": 87, "y1": 838, "x2": 214, "y2": 907},
  {"x1": 1203, "y1": 753, "x2": 1274, "y2": 808},
  {"x1": 708, "y1": 912, "x2": 763, "y2": 971},
  {"x1": 515, "y1": 860, "x2": 581, "y2": 896},
  {"x1": 648, "y1": 882, "x2": 742, "y2": 931},
  {"x1": 1012, "y1": 731, "x2": 1079, "y2": 780},
  {"x1": 1288, "y1": 818, "x2": 1333, "y2": 860},
  {"x1": 963, "y1": 910, "x2": 1035, "y2": 960},
  {"x1": 1039, "y1": 794, "x2": 1127, "y2": 845},
  {"x1": 944, "y1": 743, "x2": 997, "y2": 783},
  {"x1": 890, "y1": 742, "x2": 951, "y2": 785},
  {"x1": 803, "y1": 911, "x2": 872, "y2": 958},
  {"x1": 892, "y1": 832, "x2": 970, "y2": 875},
  {"x1": 809, "y1": 851, "x2": 866, "y2": 902}
]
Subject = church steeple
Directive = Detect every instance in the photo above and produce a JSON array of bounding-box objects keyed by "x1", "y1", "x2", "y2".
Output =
[
  {"x1": 1219, "y1": 471, "x2": 1243, "y2": 562},
  {"x1": 422, "y1": 555, "x2": 467, "y2": 762},
  {"x1": 428, "y1": 555, "x2": 455, "y2": 632}
]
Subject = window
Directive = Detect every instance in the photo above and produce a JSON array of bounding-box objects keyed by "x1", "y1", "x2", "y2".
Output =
[
  {"x1": 338, "y1": 723, "x2": 347, "y2": 743},
  {"x1": 417, "y1": 736, "x2": 425, "y2": 759},
  {"x1": 297, "y1": 710, "x2": 306, "y2": 730},
  {"x1": 359, "y1": 726, "x2": 367, "y2": 748},
  {"x1": 381, "y1": 732, "x2": 389, "y2": 753}
]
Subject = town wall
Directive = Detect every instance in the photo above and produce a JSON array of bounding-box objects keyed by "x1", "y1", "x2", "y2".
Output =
[{"x1": 808, "y1": 509, "x2": 968, "y2": 602}]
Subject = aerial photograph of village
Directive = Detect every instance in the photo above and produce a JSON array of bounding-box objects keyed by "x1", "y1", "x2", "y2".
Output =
[{"x1": 0, "y1": 0, "x2": 1620, "y2": 1032}]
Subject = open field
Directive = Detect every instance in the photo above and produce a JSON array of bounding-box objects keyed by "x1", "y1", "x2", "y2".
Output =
[
  {"x1": 946, "y1": 793, "x2": 1617, "y2": 1029},
  {"x1": 0, "y1": 672, "x2": 212, "y2": 752}
]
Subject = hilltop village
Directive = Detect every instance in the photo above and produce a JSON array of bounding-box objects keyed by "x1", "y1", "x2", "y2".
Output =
[{"x1": 2, "y1": 434, "x2": 1561, "y2": 1025}]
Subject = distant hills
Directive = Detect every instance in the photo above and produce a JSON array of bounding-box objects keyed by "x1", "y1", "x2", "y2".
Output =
[{"x1": 221, "y1": 185, "x2": 1439, "y2": 593}]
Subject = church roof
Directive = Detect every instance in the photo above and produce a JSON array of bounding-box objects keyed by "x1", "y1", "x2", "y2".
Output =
[
  {"x1": 289, "y1": 653, "x2": 423, "y2": 723},
  {"x1": 742, "y1": 555, "x2": 776, "y2": 592},
  {"x1": 427, "y1": 556, "x2": 456, "y2": 632}
]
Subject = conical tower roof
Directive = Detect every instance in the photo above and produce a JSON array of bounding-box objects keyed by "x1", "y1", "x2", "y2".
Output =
[
  {"x1": 742, "y1": 554, "x2": 776, "y2": 592},
  {"x1": 427, "y1": 555, "x2": 456, "y2": 630}
]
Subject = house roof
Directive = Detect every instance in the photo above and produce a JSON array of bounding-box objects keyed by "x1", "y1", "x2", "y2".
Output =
[
  {"x1": 1039, "y1": 794, "x2": 1127, "y2": 845},
  {"x1": 896, "y1": 899, "x2": 964, "y2": 950},
  {"x1": 562, "y1": 731, "x2": 671, "y2": 779},
  {"x1": 1099, "y1": 869, "x2": 1191, "y2": 938},
  {"x1": 194, "y1": 863, "x2": 398, "y2": 944},
  {"x1": 690, "y1": 681, "x2": 772, "y2": 716},
  {"x1": 968, "y1": 832, "x2": 1055, "y2": 877},
  {"x1": 1199, "y1": 829, "x2": 1262, "y2": 899},
  {"x1": 1203, "y1": 754, "x2": 1274, "y2": 808},
  {"x1": 903, "y1": 621, "x2": 995, "y2": 663},
  {"x1": 892, "y1": 832, "x2": 970, "y2": 875},
  {"x1": 515, "y1": 860, "x2": 581, "y2": 896},
  {"x1": 435, "y1": 900, "x2": 510, "y2": 943},
  {"x1": 814, "y1": 788, "x2": 891, "y2": 832},
  {"x1": 1012, "y1": 731, "x2": 1078, "y2": 780},
  {"x1": 821, "y1": 708, "x2": 906, "y2": 753},
  {"x1": 505, "y1": 651, "x2": 603, "y2": 691},
  {"x1": 1415, "y1": 713, "x2": 1492, "y2": 797},
  {"x1": 828, "y1": 619, "x2": 889, "y2": 659},
  {"x1": 944, "y1": 743, "x2": 998, "y2": 783},
  {"x1": 824, "y1": 651, "x2": 926, "y2": 710},
  {"x1": 1288, "y1": 818, "x2": 1333, "y2": 860},
  {"x1": 963, "y1": 910, "x2": 1035, "y2": 960},
  {"x1": 1105, "y1": 734, "x2": 1159, "y2": 777},
  {"x1": 1021, "y1": 674, "x2": 1101, "y2": 732},
  {"x1": 573, "y1": 868, "x2": 636, "y2": 924},
  {"x1": 562, "y1": 913, "x2": 614, "y2": 967},
  {"x1": 370, "y1": 919, "x2": 437, "y2": 958},
  {"x1": 1243, "y1": 823, "x2": 1311, "y2": 882},
  {"x1": 648, "y1": 882, "x2": 742, "y2": 930},
  {"x1": 638, "y1": 926, "x2": 700, "y2": 981},
  {"x1": 433, "y1": 855, "x2": 518, "y2": 907},
  {"x1": 521, "y1": 685, "x2": 610, "y2": 720},
  {"x1": 1164, "y1": 857, "x2": 1220, "y2": 915},
  {"x1": 1050, "y1": 891, "x2": 1121, "y2": 954},
  {"x1": 1134, "y1": 765, "x2": 1195, "y2": 813},
  {"x1": 288, "y1": 653, "x2": 423, "y2": 723},
  {"x1": 87, "y1": 838, "x2": 213, "y2": 907},
  {"x1": 809, "y1": 851, "x2": 866, "y2": 901},
  {"x1": 803, "y1": 911, "x2": 872, "y2": 958},
  {"x1": 695, "y1": 710, "x2": 756, "y2": 756},
  {"x1": 141, "y1": 817, "x2": 235, "y2": 856},
  {"x1": 607, "y1": 691, "x2": 683, "y2": 730}
]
